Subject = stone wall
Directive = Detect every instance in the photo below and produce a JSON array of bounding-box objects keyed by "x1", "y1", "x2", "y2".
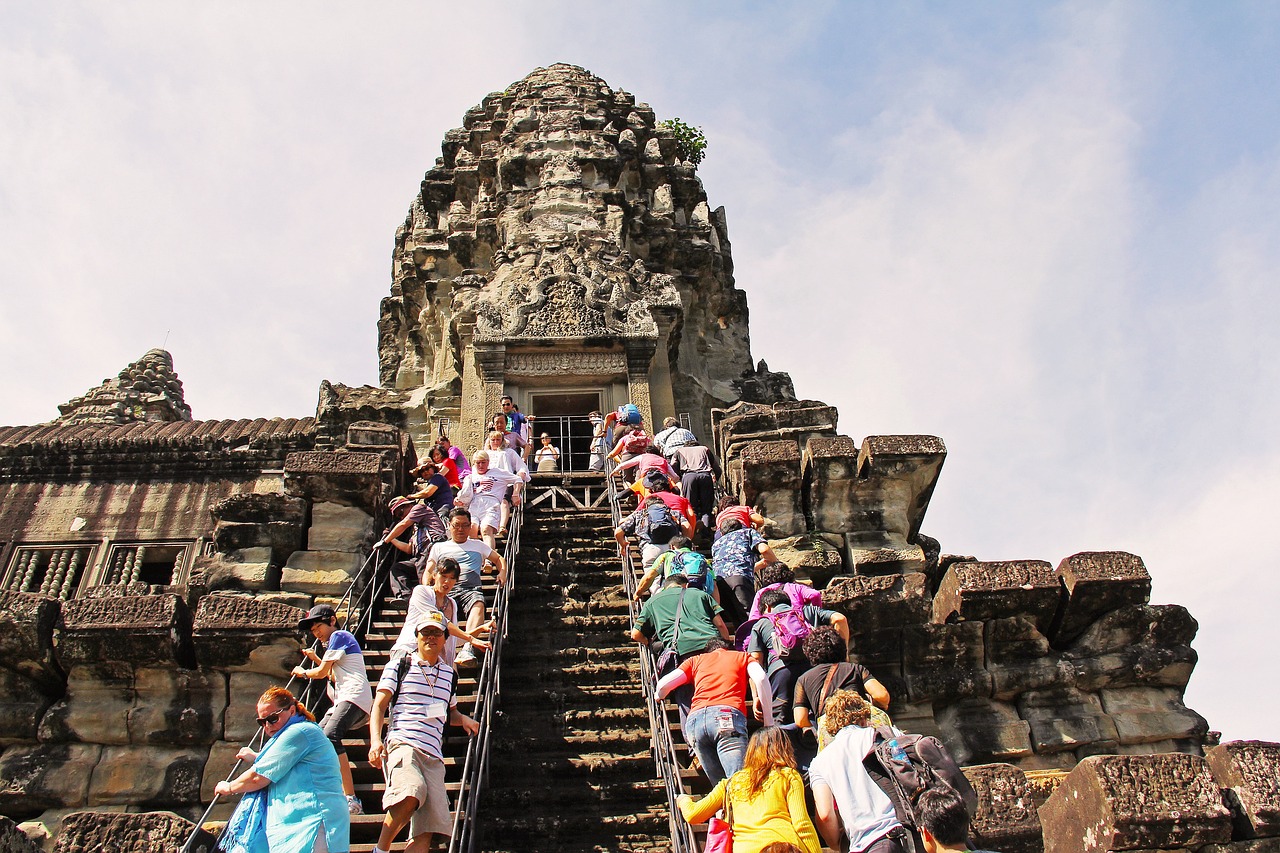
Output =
[
  {"x1": 713, "y1": 400, "x2": 1212, "y2": 771},
  {"x1": 0, "y1": 590, "x2": 304, "y2": 829}
]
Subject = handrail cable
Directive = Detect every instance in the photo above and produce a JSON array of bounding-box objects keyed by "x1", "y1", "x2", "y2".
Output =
[
  {"x1": 448, "y1": 495, "x2": 523, "y2": 853},
  {"x1": 181, "y1": 544, "x2": 392, "y2": 853},
  {"x1": 608, "y1": 463, "x2": 699, "y2": 853}
]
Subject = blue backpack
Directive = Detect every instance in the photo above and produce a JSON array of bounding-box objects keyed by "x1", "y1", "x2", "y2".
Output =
[{"x1": 645, "y1": 501, "x2": 680, "y2": 544}]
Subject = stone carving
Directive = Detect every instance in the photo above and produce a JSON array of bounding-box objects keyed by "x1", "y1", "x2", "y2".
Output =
[
  {"x1": 1037, "y1": 753, "x2": 1232, "y2": 853},
  {"x1": 51, "y1": 811, "x2": 214, "y2": 853},
  {"x1": 933, "y1": 560, "x2": 1060, "y2": 632},
  {"x1": 1205, "y1": 741, "x2": 1280, "y2": 839},
  {"x1": 963, "y1": 763, "x2": 1043, "y2": 853},
  {"x1": 505, "y1": 351, "x2": 627, "y2": 376},
  {"x1": 57, "y1": 595, "x2": 189, "y2": 668},
  {"x1": 1052, "y1": 551, "x2": 1152, "y2": 643},
  {"x1": 56, "y1": 349, "x2": 192, "y2": 426},
  {"x1": 375, "y1": 63, "x2": 793, "y2": 438},
  {"x1": 191, "y1": 594, "x2": 303, "y2": 675},
  {"x1": 0, "y1": 816, "x2": 42, "y2": 853}
]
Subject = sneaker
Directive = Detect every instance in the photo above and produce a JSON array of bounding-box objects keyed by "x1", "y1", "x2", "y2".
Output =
[
  {"x1": 455, "y1": 644, "x2": 478, "y2": 670},
  {"x1": 346, "y1": 795, "x2": 363, "y2": 815}
]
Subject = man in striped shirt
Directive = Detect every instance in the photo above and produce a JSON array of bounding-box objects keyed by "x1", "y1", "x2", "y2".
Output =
[{"x1": 367, "y1": 610, "x2": 480, "y2": 853}]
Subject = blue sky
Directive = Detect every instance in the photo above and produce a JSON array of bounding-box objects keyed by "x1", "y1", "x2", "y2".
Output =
[{"x1": 1, "y1": 2, "x2": 1277, "y2": 741}]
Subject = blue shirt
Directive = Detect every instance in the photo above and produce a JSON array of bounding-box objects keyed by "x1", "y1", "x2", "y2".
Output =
[
  {"x1": 252, "y1": 718, "x2": 350, "y2": 853},
  {"x1": 711, "y1": 528, "x2": 765, "y2": 578}
]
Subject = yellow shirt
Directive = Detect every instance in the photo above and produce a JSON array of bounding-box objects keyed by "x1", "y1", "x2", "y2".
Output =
[{"x1": 678, "y1": 766, "x2": 822, "y2": 853}]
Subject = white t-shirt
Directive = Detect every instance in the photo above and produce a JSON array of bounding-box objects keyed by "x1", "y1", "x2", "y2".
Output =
[
  {"x1": 457, "y1": 468, "x2": 525, "y2": 521},
  {"x1": 426, "y1": 538, "x2": 495, "y2": 589},
  {"x1": 322, "y1": 629, "x2": 373, "y2": 713},
  {"x1": 808, "y1": 725, "x2": 900, "y2": 852},
  {"x1": 394, "y1": 589, "x2": 463, "y2": 665}
]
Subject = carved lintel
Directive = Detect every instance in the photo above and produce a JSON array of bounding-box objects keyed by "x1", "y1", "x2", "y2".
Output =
[{"x1": 505, "y1": 351, "x2": 627, "y2": 377}]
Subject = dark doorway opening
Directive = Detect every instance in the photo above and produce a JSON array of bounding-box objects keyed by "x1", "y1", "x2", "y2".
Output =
[{"x1": 528, "y1": 391, "x2": 603, "y2": 473}]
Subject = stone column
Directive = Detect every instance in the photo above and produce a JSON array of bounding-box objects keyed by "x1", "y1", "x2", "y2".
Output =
[
  {"x1": 647, "y1": 309, "x2": 679, "y2": 427},
  {"x1": 458, "y1": 321, "x2": 486, "y2": 454},
  {"x1": 474, "y1": 341, "x2": 507, "y2": 450},
  {"x1": 623, "y1": 338, "x2": 657, "y2": 429}
]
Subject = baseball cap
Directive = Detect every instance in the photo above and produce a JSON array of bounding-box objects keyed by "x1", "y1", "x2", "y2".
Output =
[
  {"x1": 416, "y1": 610, "x2": 447, "y2": 635},
  {"x1": 298, "y1": 604, "x2": 336, "y2": 631}
]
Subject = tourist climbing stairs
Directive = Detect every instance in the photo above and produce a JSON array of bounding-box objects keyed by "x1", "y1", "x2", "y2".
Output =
[{"x1": 474, "y1": 472, "x2": 671, "y2": 853}]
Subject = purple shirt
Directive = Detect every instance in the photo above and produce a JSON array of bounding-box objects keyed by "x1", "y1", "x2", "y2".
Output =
[{"x1": 447, "y1": 445, "x2": 471, "y2": 476}]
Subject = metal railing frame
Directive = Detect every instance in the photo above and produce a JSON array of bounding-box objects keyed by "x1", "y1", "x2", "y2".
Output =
[
  {"x1": 181, "y1": 545, "x2": 393, "y2": 853},
  {"x1": 447, "y1": 497, "x2": 523, "y2": 853},
  {"x1": 608, "y1": 463, "x2": 699, "y2": 853}
]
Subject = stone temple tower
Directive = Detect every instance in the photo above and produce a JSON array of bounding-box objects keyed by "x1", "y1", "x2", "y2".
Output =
[{"x1": 374, "y1": 63, "x2": 793, "y2": 451}]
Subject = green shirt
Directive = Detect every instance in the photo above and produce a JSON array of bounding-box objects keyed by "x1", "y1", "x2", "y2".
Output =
[{"x1": 635, "y1": 584, "x2": 723, "y2": 657}]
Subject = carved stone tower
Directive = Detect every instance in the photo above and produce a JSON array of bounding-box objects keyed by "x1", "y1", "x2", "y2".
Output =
[{"x1": 375, "y1": 63, "x2": 792, "y2": 451}]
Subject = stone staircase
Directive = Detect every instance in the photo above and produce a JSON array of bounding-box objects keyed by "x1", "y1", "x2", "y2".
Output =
[
  {"x1": 343, "y1": 581, "x2": 497, "y2": 852},
  {"x1": 477, "y1": 498, "x2": 671, "y2": 853}
]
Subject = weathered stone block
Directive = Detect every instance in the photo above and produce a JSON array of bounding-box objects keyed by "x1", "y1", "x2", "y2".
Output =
[
  {"x1": 0, "y1": 668, "x2": 55, "y2": 745},
  {"x1": 1063, "y1": 604, "x2": 1198, "y2": 691},
  {"x1": 37, "y1": 663, "x2": 133, "y2": 745},
  {"x1": 280, "y1": 550, "x2": 365, "y2": 594},
  {"x1": 739, "y1": 440, "x2": 805, "y2": 537},
  {"x1": 766, "y1": 534, "x2": 843, "y2": 586},
  {"x1": 843, "y1": 435, "x2": 946, "y2": 550},
  {"x1": 200, "y1": 740, "x2": 247, "y2": 803},
  {"x1": 225, "y1": 672, "x2": 283, "y2": 741},
  {"x1": 1051, "y1": 551, "x2": 1151, "y2": 643},
  {"x1": 964, "y1": 763, "x2": 1044, "y2": 853},
  {"x1": 986, "y1": 617, "x2": 1070, "y2": 700},
  {"x1": 128, "y1": 668, "x2": 226, "y2": 745},
  {"x1": 933, "y1": 560, "x2": 1061, "y2": 633},
  {"x1": 847, "y1": 545, "x2": 928, "y2": 576},
  {"x1": 824, "y1": 573, "x2": 931, "y2": 632},
  {"x1": 284, "y1": 450, "x2": 386, "y2": 507},
  {"x1": 86, "y1": 746, "x2": 205, "y2": 807},
  {"x1": 192, "y1": 594, "x2": 303, "y2": 675},
  {"x1": 0, "y1": 744, "x2": 102, "y2": 818},
  {"x1": 56, "y1": 595, "x2": 190, "y2": 668},
  {"x1": 888, "y1": 700, "x2": 941, "y2": 740},
  {"x1": 1099, "y1": 686, "x2": 1208, "y2": 746},
  {"x1": 1037, "y1": 753, "x2": 1231, "y2": 853},
  {"x1": 1205, "y1": 740, "x2": 1280, "y2": 839},
  {"x1": 936, "y1": 698, "x2": 1032, "y2": 765},
  {"x1": 1017, "y1": 688, "x2": 1118, "y2": 755},
  {"x1": 803, "y1": 435, "x2": 860, "y2": 532},
  {"x1": 306, "y1": 501, "x2": 374, "y2": 553},
  {"x1": 51, "y1": 810, "x2": 216, "y2": 853},
  {"x1": 0, "y1": 816, "x2": 42, "y2": 853},
  {"x1": 1200, "y1": 840, "x2": 1280, "y2": 853},
  {"x1": 903, "y1": 621, "x2": 991, "y2": 701},
  {"x1": 202, "y1": 546, "x2": 280, "y2": 591},
  {"x1": 0, "y1": 591, "x2": 62, "y2": 691}
]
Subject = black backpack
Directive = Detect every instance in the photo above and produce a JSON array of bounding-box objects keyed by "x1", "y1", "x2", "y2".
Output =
[
  {"x1": 645, "y1": 501, "x2": 680, "y2": 544},
  {"x1": 863, "y1": 727, "x2": 977, "y2": 835}
]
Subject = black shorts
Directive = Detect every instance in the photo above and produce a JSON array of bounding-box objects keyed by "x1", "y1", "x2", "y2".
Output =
[{"x1": 320, "y1": 700, "x2": 370, "y2": 753}]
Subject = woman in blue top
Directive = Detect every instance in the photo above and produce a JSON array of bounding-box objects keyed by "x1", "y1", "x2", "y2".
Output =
[{"x1": 215, "y1": 686, "x2": 350, "y2": 853}]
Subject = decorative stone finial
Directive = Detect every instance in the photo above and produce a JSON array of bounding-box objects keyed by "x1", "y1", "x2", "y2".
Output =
[{"x1": 55, "y1": 348, "x2": 192, "y2": 425}]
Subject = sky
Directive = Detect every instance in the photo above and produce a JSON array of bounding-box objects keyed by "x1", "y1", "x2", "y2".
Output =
[{"x1": 1, "y1": 2, "x2": 1277, "y2": 742}]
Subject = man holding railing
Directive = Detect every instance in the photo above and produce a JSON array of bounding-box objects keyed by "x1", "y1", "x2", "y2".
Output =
[{"x1": 368, "y1": 611, "x2": 480, "y2": 853}]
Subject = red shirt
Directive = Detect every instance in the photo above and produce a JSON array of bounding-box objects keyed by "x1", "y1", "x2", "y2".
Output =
[
  {"x1": 716, "y1": 505, "x2": 753, "y2": 530},
  {"x1": 680, "y1": 649, "x2": 751, "y2": 714},
  {"x1": 653, "y1": 490, "x2": 695, "y2": 524}
]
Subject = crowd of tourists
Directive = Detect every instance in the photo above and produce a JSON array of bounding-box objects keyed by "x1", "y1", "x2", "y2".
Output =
[
  {"x1": 213, "y1": 400, "x2": 984, "y2": 853},
  {"x1": 605, "y1": 406, "x2": 984, "y2": 853}
]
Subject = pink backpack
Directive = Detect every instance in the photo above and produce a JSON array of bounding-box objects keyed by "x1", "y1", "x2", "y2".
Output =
[{"x1": 748, "y1": 582, "x2": 822, "y2": 620}]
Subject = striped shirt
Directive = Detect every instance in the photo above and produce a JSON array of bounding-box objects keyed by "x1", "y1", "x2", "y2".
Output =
[{"x1": 377, "y1": 652, "x2": 458, "y2": 759}]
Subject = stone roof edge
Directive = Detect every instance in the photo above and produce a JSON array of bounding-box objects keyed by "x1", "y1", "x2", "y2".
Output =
[{"x1": 0, "y1": 416, "x2": 317, "y2": 451}]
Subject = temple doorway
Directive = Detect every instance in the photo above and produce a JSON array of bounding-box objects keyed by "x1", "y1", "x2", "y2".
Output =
[{"x1": 528, "y1": 391, "x2": 602, "y2": 473}]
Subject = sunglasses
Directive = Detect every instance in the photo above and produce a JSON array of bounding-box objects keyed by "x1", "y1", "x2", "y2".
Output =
[{"x1": 256, "y1": 709, "x2": 288, "y2": 727}]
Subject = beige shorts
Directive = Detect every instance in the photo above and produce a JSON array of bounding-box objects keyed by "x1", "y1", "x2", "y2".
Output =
[{"x1": 383, "y1": 741, "x2": 453, "y2": 839}]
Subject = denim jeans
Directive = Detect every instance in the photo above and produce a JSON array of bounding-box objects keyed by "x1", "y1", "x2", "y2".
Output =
[{"x1": 684, "y1": 705, "x2": 748, "y2": 784}]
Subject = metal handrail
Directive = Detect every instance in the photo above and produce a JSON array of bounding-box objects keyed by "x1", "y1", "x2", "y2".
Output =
[
  {"x1": 448, "y1": 497, "x2": 523, "y2": 853},
  {"x1": 609, "y1": 464, "x2": 699, "y2": 853},
  {"x1": 181, "y1": 544, "x2": 392, "y2": 852}
]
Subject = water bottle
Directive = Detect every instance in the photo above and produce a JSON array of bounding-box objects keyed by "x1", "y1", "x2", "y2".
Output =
[{"x1": 887, "y1": 737, "x2": 909, "y2": 763}]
